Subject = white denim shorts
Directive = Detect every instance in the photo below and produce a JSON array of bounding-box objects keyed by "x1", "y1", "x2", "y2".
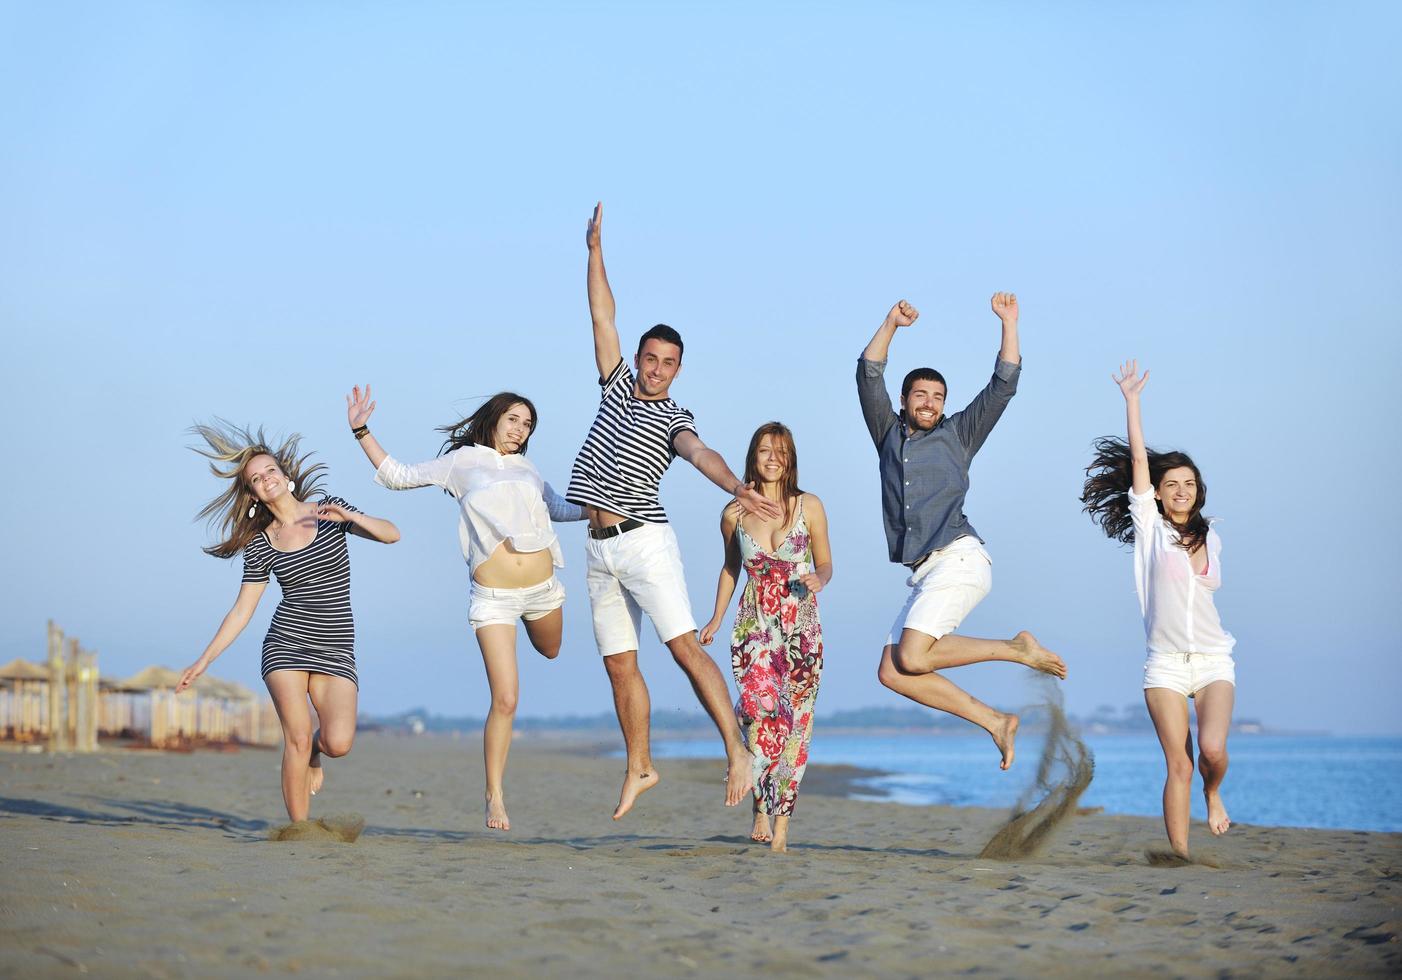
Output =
[
  {"x1": 468, "y1": 576, "x2": 566, "y2": 631},
  {"x1": 886, "y1": 537, "x2": 993, "y2": 646},
  {"x1": 585, "y1": 521, "x2": 696, "y2": 657},
  {"x1": 1143, "y1": 651, "x2": 1236, "y2": 698}
]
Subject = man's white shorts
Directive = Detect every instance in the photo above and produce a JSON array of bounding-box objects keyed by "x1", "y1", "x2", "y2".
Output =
[
  {"x1": 468, "y1": 576, "x2": 567, "y2": 631},
  {"x1": 585, "y1": 522, "x2": 697, "y2": 657},
  {"x1": 1143, "y1": 652, "x2": 1236, "y2": 698},
  {"x1": 885, "y1": 537, "x2": 993, "y2": 646}
]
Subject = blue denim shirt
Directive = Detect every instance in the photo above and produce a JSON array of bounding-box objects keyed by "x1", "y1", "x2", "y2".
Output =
[{"x1": 856, "y1": 356, "x2": 1021, "y2": 565}]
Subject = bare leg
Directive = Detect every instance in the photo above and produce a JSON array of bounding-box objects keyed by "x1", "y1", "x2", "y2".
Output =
[
  {"x1": 603, "y1": 651, "x2": 658, "y2": 819},
  {"x1": 476, "y1": 624, "x2": 520, "y2": 831},
  {"x1": 1145, "y1": 687, "x2": 1194, "y2": 857},
  {"x1": 896, "y1": 628, "x2": 1067, "y2": 678},
  {"x1": 1194, "y1": 681, "x2": 1234, "y2": 836},
  {"x1": 667, "y1": 631, "x2": 751, "y2": 806},
  {"x1": 877, "y1": 641, "x2": 1021, "y2": 769},
  {"x1": 265, "y1": 670, "x2": 315, "y2": 822},
  {"x1": 770, "y1": 815, "x2": 790, "y2": 853},
  {"x1": 306, "y1": 673, "x2": 358, "y2": 802},
  {"x1": 522, "y1": 607, "x2": 563, "y2": 660}
]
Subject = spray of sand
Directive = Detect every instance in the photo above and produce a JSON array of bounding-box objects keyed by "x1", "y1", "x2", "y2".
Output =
[
  {"x1": 1145, "y1": 848, "x2": 1221, "y2": 868},
  {"x1": 268, "y1": 813, "x2": 366, "y2": 843},
  {"x1": 979, "y1": 676, "x2": 1095, "y2": 860}
]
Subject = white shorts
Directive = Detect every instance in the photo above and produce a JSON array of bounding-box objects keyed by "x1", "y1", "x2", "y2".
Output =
[
  {"x1": 885, "y1": 537, "x2": 993, "y2": 646},
  {"x1": 585, "y1": 522, "x2": 696, "y2": 657},
  {"x1": 468, "y1": 576, "x2": 566, "y2": 631},
  {"x1": 1143, "y1": 652, "x2": 1236, "y2": 698}
]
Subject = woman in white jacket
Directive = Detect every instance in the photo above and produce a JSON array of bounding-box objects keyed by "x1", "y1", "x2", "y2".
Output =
[
  {"x1": 346, "y1": 385, "x2": 585, "y2": 832},
  {"x1": 1082, "y1": 362, "x2": 1235, "y2": 859}
]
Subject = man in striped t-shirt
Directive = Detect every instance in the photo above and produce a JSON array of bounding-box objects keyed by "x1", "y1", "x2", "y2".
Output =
[{"x1": 568, "y1": 203, "x2": 783, "y2": 821}]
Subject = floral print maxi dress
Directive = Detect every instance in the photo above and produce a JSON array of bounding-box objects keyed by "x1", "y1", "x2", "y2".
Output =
[{"x1": 731, "y1": 498, "x2": 824, "y2": 817}]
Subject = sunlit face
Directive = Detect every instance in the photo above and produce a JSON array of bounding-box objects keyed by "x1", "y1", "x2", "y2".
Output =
[
  {"x1": 901, "y1": 380, "x2": 947, "y2": 431},
  {"x1": 753, "y1": 434, "x2": 789, "y2": 486},
  {"x1": 492, "y1": 403, "x2": 534, "y2": 455},
  {"x1": 1156, "y1": 466, "x2": 1199, "y2": 522},
  {"x1": 243, "y1": 454, "x2": 290, "y2": 505},
  {"x1": 635, "y1": 338, "x2": 682, "y2": 398}
]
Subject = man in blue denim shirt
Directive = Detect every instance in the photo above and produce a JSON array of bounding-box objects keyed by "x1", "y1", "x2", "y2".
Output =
[{"x1": 857, "y1": 294, "x2": 1067, "y2": 770}]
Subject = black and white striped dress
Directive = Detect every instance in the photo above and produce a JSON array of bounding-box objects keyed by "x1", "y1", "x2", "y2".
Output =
[
  {"x1": 565, "y1": 360, "x2": 698, "y2": 522},
  {"x1": 242, "y1": 496, "x2": 360, "y2": 687}
]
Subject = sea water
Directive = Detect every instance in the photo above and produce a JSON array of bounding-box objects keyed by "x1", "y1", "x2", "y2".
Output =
[{"x1": 646, "y1": 733, "x2": 1402, "y2": 832}]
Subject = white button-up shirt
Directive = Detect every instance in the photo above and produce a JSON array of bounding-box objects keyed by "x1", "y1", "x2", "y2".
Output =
[
  {"x1": 1129, "y1": 487, "x2": 1235, "y2": 657},
  {"x1": 375, "y1": 446, "x2": 585, "y2": 575}
]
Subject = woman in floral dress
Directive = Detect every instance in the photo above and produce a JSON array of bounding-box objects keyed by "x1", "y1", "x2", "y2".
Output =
[{"x1": 700, "y1": 422, "x2": 833, "y2": 852}]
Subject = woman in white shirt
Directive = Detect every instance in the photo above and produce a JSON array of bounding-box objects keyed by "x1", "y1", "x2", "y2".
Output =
[
  {"x1": 1081, "y1": 361, "x2": 1234, "y2": 860},
  {"x1": 346, "y1": 386, "x2": 586, "y2": 831}
]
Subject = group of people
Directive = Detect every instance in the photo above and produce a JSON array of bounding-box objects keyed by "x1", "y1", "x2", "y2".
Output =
[{"x1": 177, "y1": 204, "x2": 1236, "y2": 859}]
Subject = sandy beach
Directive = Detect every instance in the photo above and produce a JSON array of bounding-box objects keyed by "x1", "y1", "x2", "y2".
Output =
[{"x1": 1, "y1": 733, "x2": 1397, "y2": 978}]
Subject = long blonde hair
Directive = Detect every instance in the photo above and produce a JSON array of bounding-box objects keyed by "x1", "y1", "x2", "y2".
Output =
[{"x1": 190, "y1": 419, "x2": 326, "y2": 559}]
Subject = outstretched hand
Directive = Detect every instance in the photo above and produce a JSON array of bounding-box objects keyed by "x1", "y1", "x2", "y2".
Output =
[
  {"x1": 1113, "y1": 359, "x2": 1149, "y2": 400},
  {"x1": 990, "y1": 292, "x2": 1019, "y2": 323},
  {"x1": 735, "y1": 484, "x2": 785, "y2": 521},
  {"x1": 175, "y1": 661, "x2": 205, "y2": 694},
  {"x1": 314, "y1": 502, "x2": 357, "y2": 524},
  {"x1": 886, "y1": 300, "x2": 919, "y2": 328},
  {"x1": 346, "y1": 384, "x2": 376, "y2": 429},
  {"x1": 586, "y1": 202, "x2": 603, "y2": 250}
]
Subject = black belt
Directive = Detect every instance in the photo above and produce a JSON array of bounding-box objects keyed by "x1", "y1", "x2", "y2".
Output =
[{"x1": 588, "y1": 518, "x2": 645, "y2": 540}]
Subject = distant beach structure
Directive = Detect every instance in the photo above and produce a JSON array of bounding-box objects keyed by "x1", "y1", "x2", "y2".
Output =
[{"x1": 0, "y1": 621, "x2": 279, "y2": 750}]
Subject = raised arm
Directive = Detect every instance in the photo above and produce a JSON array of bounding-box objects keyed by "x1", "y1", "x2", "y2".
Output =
[
  {"x1": 950, "y1": 293, "x2": 1024, "y2": 456},
  {"x1": 347, "y1": 384, "x2": 388, "y2": 470},
  {"x1": 856, "y1": 300, "x2": 918, "y2": 446},
  {"x1": 586, "y1": 202, "x2": 623, "y2": 380},
  {"x1": 347, "y1": 384, "x2": 462, "y2": 493},
  {"x1": 1114, "y1": 360, "x2": 1151, "y2": 494},
  {"x1": 176, "y1": 581, "x2": 268, "y2": 692},
  {"x1": 673, "y1": 430, "x2": 784, "y2": 521},
  {"x1": 796, "y1": 494, "x2": 833, "y2": 595},
  {"x1": 699, "y1": 503, "x2": 743, "y2": 646},
  {"x1": 861, "y1": 299, "x2": 919, "y2": 362},
  {"x1": 991, "y1": 291, "x2": 1021, "y2": 365}
]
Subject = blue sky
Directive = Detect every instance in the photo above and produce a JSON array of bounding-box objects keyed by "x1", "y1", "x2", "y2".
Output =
[{"x1": 2, "y1": 2, "x2": 1399, "y2": 734}]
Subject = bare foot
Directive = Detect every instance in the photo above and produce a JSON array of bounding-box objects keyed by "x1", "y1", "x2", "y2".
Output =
[
  {"x1": 1205, "y1": 790, "x2": 1231, "y2": 835},
  {"x1": 1010, "y1": 631, "x2": 1067, "y2": 679},
  {"x1": 991, "y1": 713, "x2": 1019, "y2": 770},
  {"x1": 751, "y1": 812, "x2": 772, "y2": 843},
  {"x1": 485, "y1": 793, "x2": 510, "y2": 831},
  {"x1": 308, "y1": 749, "x2": 324, "y2": 796},
  {"x1": 613, "y1": 768, "x2": 659, "y2": 820},
  {"x1": 726, "y1": 748, "x2": 752, "y2": 807},
  {"x1": 770, "y1": 815, "x2": 790, "y2": 853}
]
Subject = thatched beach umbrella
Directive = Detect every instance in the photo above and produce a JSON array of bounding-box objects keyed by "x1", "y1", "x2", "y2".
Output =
[
  {"x1": 0, "y1": 658, "x2": 51, "y2": 736},
  {"x1": 115, "y1": 665, "x2": 184, "y2": 692},
  {"x1": 0, "y1": 658, "x2": 50, "y2": 682}
]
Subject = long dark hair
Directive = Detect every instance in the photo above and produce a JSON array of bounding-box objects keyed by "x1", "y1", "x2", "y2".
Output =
[
  {"x1": 190, "y1": 419, "x2": 326, "y2": 559},
  {"x1": 742, "y1": 422, "x2": 804, "y2": 526},
  {"x1": 1081, "y1": 437, "x2": 1209, "y2": 552},
  {"x1": 437, "y1": 392, "x2": 538, "y2": 456}
]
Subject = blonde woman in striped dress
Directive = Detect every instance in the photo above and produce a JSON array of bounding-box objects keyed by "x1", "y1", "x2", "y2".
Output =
[{"x1": 178, "y1": 421, "x2": 400, "y2": 823}]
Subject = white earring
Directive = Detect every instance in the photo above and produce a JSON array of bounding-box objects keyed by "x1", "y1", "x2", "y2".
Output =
[
  {"x1": 248, "y1": 502, "x2": 257, "y2": 519},
  {"x1": 287, "y1": 479, "x2": 296, "y2": 493}
]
